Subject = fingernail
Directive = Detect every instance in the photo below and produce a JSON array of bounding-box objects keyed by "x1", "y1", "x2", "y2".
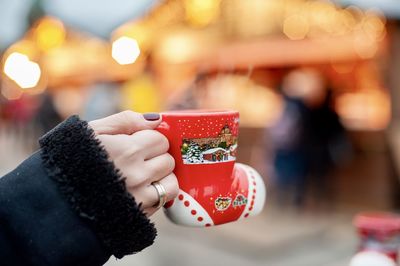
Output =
[{"x1": 143, "y1": 113, "x2": 160, "y2": 121}]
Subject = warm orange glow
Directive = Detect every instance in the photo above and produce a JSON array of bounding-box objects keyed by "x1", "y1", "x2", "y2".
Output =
[
  {"x1": 157, "y1": 32, "x2": 201, "y2": 64},
  {"x1": 34, "y1": 17, "x2": 66, "y2": 51},
  {"x1": 223, "y1": 0, "x2": 281, "y2": 37},
  {"x1": 336, "y1": 90, "x2": 390, "y2": 131},
  {"x1": 339, "y1": 9, "x2": 357, "y2": 31},
  {"x1": 3, "y1": 52, "x2": 42, "y2": 89},
  {"x1": 184, "y1": 0, "x2": 221, "y2": 27},
  {"x1": 306, "y1": 1, "x2": 338, "y2": 36},
  {"x1": 4, "y1": 40, "x2": 39, "y2": 59},
  {"x1": 41, "y1": 37, "x2": 109, "y2": 81},
  {"x1": 113, "y1": 21, "x2": 153, "y2": 53},
  {"x1": 362, "y1": 11, "x2": 386, "y2": 41},
  {"x1": 353, "y1": 31, "x2": 378, "y2": 59},
  {"x1": 112, "y1": 36, "x2": 141, "y2": 65},
  {"x1": 203, "y1": 75, "x2": 283, "y2": 127},
  {"x1": 331, "y1": 62, "x2": 355, "y2": 74},
  {"x1": 283, "y1": 14, "x2": 309, "y2": 40}
]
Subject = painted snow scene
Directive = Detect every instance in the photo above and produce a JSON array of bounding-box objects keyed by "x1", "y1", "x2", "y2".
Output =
[{"x1": 181, "y1": 125, "x2": 238, "y2": 164}]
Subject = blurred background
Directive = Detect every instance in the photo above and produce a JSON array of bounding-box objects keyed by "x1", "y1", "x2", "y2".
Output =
[{"x1": 1, "y1": 0, "x2": 400, "y2": 265}]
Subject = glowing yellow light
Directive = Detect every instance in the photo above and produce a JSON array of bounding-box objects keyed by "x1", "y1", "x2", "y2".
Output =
[
  {"x1": 120, "y1": 75, "x2": 160, "y2": 113},
  {"x1": 112, "y1": 21, "x2": 153, "y2": 54},
  {"x1": 111, "y1": 36, "x2": 140, "y2": 65},
  {"x1": 3, "y1": 52, "x2": 41, "y2": 89},
  {"x1": 283, "y1": 14, "x2": 309, "y2": 40},
  {"x1": 34, "y1": 17, "x2": 66, "y2": 51},
  {"x1": 156, "y1": 32, "x2": 201, "y2": 64},
  {"x1": 341, "y1": 10, "x2": 357, "y2": 30},
  {"x1": 184, "y1": 0, "x2": 221, "y2": 27}
]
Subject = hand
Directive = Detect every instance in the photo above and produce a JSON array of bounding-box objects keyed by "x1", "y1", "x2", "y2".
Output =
[{"x1": 89, "y1": 111, "x2": 179, "y2": 216}]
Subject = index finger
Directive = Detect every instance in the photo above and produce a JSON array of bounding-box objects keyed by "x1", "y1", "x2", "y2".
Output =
[{"x1": 89, "y1": 111, "x2": 161, "y2": 135}]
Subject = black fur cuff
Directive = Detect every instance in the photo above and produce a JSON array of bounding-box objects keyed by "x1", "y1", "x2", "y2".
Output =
[{"x1": 39, "y1": 115, "x2": 156, "y2": 258}]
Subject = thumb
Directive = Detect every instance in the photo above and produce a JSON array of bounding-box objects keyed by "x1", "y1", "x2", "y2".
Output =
[{"x1": 89, "y1": 111, "x2": 161, "y2": 135}]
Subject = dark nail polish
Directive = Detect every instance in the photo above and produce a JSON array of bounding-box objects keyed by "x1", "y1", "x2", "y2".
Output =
[{"x1": 143, "y1": 113, "x2": 160, "y2": 121}]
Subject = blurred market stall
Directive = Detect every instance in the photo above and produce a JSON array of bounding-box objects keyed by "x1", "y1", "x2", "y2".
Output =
[
  {"x1": 2, "y1": 1, "x2": 400, "y2": 265},
  {"x1": 0, "y1": 0, "x2": 398, "y2": 209},
  {"x1": 0, "y1": 0, "x2": 391, "y2": 128}
]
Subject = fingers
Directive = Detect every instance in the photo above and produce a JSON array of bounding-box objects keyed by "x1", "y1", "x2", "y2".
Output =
[
  {"x1": 89, "y1": 111, "x2": 161, "y2": 135},
  {"x1": 144, "y1": 153, "x2": 175, "y2": 183},
  {"x1": 97, "y1": 131, "x2": 172, "y2": 188},
  {"x1": 124, "y1": 152, "x2": 175, "y2": 187},
  {"x1": 130, "y1": 130, "x2": 170, "y2": 159},
  {"x1": 129, "y1": 173, "x2": 179, "y2": 209},
  {"x1": 88, "y1": 111, "x2": 177, "y2": 217},
  {"x1": 96, "y1": 130, "x2": 169, "y2": 162},
  {"x1": 95, "y1": 134, "x2": 129, "y2": 159}
]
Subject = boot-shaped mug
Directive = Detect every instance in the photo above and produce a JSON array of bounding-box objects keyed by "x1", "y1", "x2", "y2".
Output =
[{"x1": 157, "y1": 110, "x2": 266, "y2": 227}]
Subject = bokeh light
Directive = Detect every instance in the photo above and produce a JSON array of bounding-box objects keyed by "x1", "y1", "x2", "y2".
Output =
[
  {"x1": 184, "y1": 0, "x2": 221, "y2": 27},
  {"x1": 3, "y1": 52, "x2": 42, "y2": 89},
  {"x1": 336, "y1": 90, "x2": 391, "y2": 131},
  {"x1": 283, "y1": 14, "x2": 309, "y2": 40},
  {"x1": 156, "y1": 31, "x2": 201, "y2": 64},
  {"x1": 34, "y1": 16, "x2": 66, "y2": 52},
  {"x1": 111, "y1": 36, "x2": 140, "y2": 65},
  {"x1": 362, "y1": 11, "x2": 386, "y2": 41},
  {"x1": 120, "y1": 74, "x2": 161, "y2": 113},
  {"x1": 0, "y1": 0, "x2": 397, "y2": 265}
]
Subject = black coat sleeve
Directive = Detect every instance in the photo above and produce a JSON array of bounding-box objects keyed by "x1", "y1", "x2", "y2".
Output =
[{"x1": 0, "y1": 116, "x2": 157, "y2": 266}]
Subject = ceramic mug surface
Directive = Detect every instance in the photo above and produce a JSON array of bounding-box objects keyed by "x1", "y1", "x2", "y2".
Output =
[{"x1": 157, "y1": 110, "x2": 266, "y2": 227}]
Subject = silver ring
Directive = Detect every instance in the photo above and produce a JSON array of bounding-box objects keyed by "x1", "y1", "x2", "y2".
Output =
[{"x1": 151, "y1": 181, "x2": 167, "y2": 209}]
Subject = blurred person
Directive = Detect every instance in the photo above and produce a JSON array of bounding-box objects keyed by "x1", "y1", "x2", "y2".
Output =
[
  {"x1": 306, "y1": 89, "x2": 350, "y2": 207},
  {"x1": 0, "y1": 111, "x2": 179, "y2": 265},
  {"x1": 269, "y1": 82, "x2": 309, "y2": 207},
  {"x1": 269, "y1": 68, "x2": 349, "y2": 208},
  {"x1": 35, "y1": 92, "x2": 63, "y2": 133}
]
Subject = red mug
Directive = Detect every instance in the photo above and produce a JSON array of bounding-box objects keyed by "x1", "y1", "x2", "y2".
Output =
[{"x1": 157, "y1": 109, "x2": 266, "y2": 227}]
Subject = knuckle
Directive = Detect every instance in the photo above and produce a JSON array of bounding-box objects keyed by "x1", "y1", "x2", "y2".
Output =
[
  {"x1": 165, "y1": 153, "x2": 175, "y2": 171},
  {"x1": 139, "y1": 130, "x2": 169, "y2": 150},
  {"x1": 120, "y1": 110, "x2": 136, "y2": 120},
  {"x1": 129, "y1": 133, "x2": 151, "y2": 152},
  {"x1": 168, "y1": 174, "x2": 179, "y2": 198},
  {"x1": 160, "y1": 135, "x2": 170, "y2": 151},
  {"x1": 134, "y1": 129, "x2": 153, "y2": 139},
  {"x1": 150, "y1": 155, "x2": 173, "y2": 178},
  {"x1": 120, "y1": 110, "x2": 142, "y2": 125}
]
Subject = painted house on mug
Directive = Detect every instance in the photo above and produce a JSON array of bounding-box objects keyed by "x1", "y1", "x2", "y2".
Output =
[
  {"x1": 183, "y1": 125, "x2": 237, "y2": 150},
  {"x1": 202, "y1": 147, "x2": 229, "y2": 162}
]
